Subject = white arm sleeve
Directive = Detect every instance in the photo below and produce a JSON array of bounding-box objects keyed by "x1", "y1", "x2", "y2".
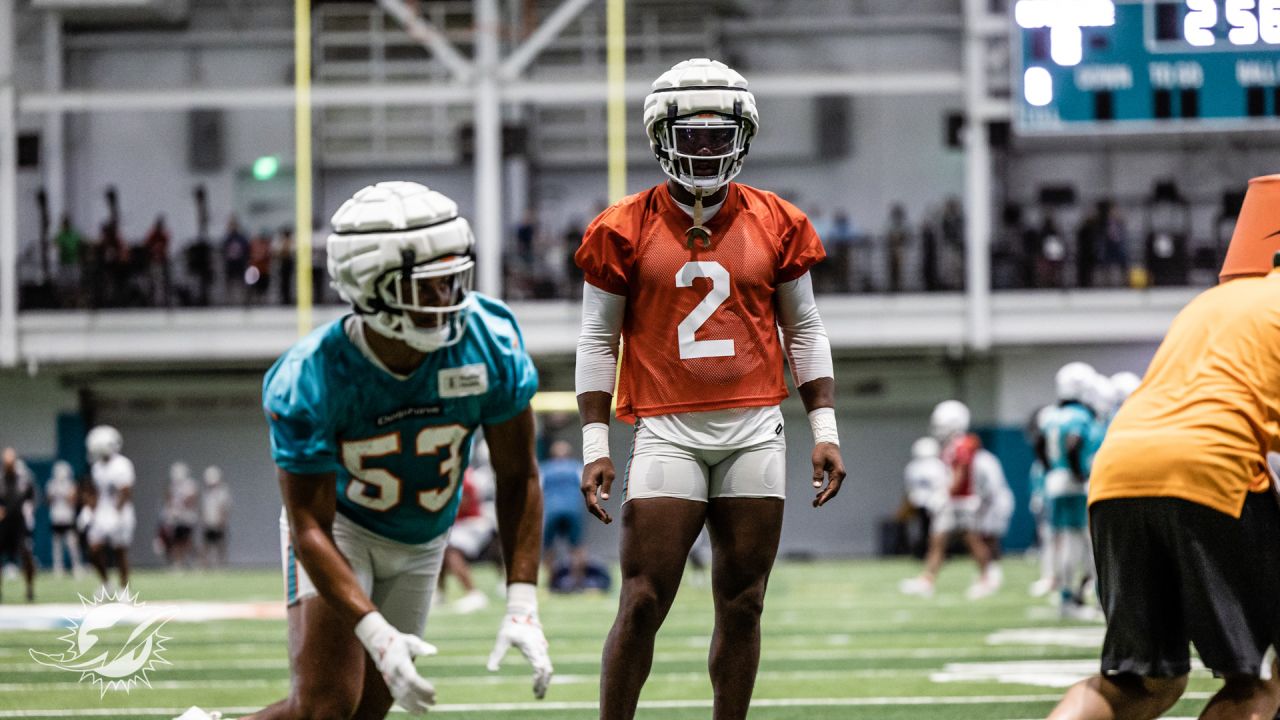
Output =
[
  {"x1": 575, "y1": 283, "x2": 626, "y2": 395},
  {"x1": 776, "y1": 272, "x2": 834, "y2": 387}
]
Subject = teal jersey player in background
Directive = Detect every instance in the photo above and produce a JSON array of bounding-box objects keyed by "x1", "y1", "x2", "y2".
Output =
[{"x1": 179, "y1": 182, "x2": 553, "y2": 720}]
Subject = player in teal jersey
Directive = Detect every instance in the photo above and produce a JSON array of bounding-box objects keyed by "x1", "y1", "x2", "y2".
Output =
[
  {"x1": 179, "y1": 183, "x2": 552, "y2": 720},
  {"x1": 1044, "y1": 362, "x2": 1100, "y2": 618}
]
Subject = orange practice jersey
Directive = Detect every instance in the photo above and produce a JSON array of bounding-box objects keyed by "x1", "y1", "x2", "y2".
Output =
[
  {"x1": 575, "y1": 183, "x2": 825, "y2": 422},
  {"x1": 1089, "y1": 270, "x2": 1280, "y2": 518},
  {"x1": 943, "y1": 434, "x2": 982, "y2": 498}
]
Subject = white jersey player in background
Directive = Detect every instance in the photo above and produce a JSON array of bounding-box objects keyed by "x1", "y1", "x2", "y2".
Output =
[
  {"x1": 201, "y1": 466, "x2": 232, "y2": 568},
  {"x1": 903, "y1": 436, "x2": 948, "y2": 554},
  {"x1": 46, "y1": 461, "x2": 83, "y2": 578},
  {"x1": 86, "y1": 425, "x2": 136, "y2": 590}
]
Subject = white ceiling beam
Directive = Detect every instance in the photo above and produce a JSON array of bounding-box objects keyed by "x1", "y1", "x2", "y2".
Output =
[
  {"x1": 500, "y1": 0, "x2": 597, "y2": 81},
  {"x1": 375, "y1": 0, "x2": 474, "y2": 82}
]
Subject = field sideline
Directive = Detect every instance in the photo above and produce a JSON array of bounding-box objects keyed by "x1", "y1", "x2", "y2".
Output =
[{"x1": 0, "y1": 559, "x2": 1217, "y2": 719}]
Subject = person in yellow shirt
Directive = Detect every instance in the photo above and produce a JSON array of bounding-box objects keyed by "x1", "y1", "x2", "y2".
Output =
[{"x1": 1049, "y1": 175, "x2": 1280, "y2": 720}]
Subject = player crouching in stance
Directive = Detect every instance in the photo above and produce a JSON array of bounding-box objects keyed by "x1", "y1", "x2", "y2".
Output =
[
  {"x1": 1048, "y1": 175, "x2": 1280, "y2": 720},
  {"x1": 900, "y1": 400, "x2": 1011, "y2": 600},
  {"x1": 182, "y1": 182, "x2": 552, "y2": 720},
  {"x1": 574, "y1": 58, "x2": 846, "y2": 720}
]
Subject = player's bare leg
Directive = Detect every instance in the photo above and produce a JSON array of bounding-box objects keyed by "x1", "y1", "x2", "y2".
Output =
[
  {"x1": 243, "y1": 595, "x2": 367, "y2": 720},
  {"x1": 442, "y1": 547, "x2": 478, "y2": 594},
  {"x1": 705, "y1": 497, "x2": 784, "y2": 720},
  {"x1": 963, "y1": 530, "x2": 992, "y2": 577},
  {"x1": 116, "y1": 548, "x2": 130, "y2": 589},
  {"x1": 1047, "y1": 673, "x2": 1186, "y2": 720},
  {"x1": 90, "y1": 544, "x2": 110, "y2": 585},
  {"x1": 19, "y1": 544, "x2": 35, "y2": 601},
  {"x1": 599, "y1": 497, "x2": 706, "y2": 720},
  {"x1": 1198, "y1": 672, "x2": 1280, "y2": 720},
  {"x1": 350, "y1": 652, "x2": 395, "y2": 720}
]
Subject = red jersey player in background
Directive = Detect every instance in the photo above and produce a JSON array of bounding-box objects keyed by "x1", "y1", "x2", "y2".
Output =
[{"x1": 574, "y1": 58, "x2": 847, "y2": 720}]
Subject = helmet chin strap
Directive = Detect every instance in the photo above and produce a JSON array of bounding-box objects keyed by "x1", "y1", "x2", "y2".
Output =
[{"x1": 685, "y1": 186, "x2": 714, "y2": 249}]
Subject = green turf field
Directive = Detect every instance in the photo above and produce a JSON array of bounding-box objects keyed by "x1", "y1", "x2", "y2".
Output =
[{"x1": 0, "y1": 559, "x2": 1219, "y2": 719}]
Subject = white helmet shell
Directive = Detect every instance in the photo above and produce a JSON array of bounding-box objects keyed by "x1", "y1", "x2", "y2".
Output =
[
  {"x1": 204, "y1": 465, "x2": 223, "y2": 486},
  {"x1": 930, "y1": 400, "x2": 971, "y2": 441},
  {"x1": 52, "y1": 460, "x2": 73, "y2": 482},
  {"x1": 911, "y1": 436, "x2": 941, "y2": 460},
  {"x1": 86, "y1": 425, "x2": 123, "y2": 462},
  {"x1": 1084, "y1": 375, "x2": 1117, "y2": 417},
  {"x1": 327, "y1": 182, "x2": 477, "y2": 353},
  {"x1": 1055, "y1": 362, "x2": 1097, "y2": 403},
  {"x1": 643, "y1": 58, "x2": 759, "y2": 193},
  {"x1": 1110, "y1": 371, "x2": 1141, "y2": 401}
]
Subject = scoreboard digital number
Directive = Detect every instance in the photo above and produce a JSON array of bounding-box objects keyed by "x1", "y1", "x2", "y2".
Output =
[{"x1": 1015, "y1": 0, "x2": 1280, "y2": 132}]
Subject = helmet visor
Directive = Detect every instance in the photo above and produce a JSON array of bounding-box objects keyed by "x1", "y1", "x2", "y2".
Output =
[{"x1": 660, "y1": 114, "x2": 745, "y2": 185}]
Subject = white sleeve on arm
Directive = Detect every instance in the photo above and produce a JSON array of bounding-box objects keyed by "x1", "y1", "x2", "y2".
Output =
[
  {"x1": 776, "y1": 272, "x2": 834, "y2": 387},
  {"x1": 575, "y1": 283, "x2": 626, "y2": 395}
]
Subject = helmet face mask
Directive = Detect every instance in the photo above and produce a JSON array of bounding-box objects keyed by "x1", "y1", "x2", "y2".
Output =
[
  {"x1": 369, "y1": 253, "x2": 475, "y2": 352},
  {"x1": 654, "y1": 112, "x2": 750, "y2": 191}
]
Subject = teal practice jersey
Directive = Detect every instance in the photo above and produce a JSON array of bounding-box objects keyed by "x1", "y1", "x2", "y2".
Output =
[
  {"x1": 1045, "y1": 402, "x2": 1096, "y2": 479},
  {"x1": 263, "y1": 294, "x2": 538, "y2": 544}
]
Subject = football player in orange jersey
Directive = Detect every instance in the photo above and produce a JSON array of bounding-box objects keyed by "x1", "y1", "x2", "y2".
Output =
[{"x1": 573, "y1": 58, "x2": 847, "y2": 720}]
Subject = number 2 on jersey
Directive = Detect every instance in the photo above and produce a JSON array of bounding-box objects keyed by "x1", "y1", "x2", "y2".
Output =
[
  {"x1": 341, "y1": 424, "x2": 469, "y2": 512},
  {"x1": 676, "y1": 261, "x2": 735, "y2": 359}
]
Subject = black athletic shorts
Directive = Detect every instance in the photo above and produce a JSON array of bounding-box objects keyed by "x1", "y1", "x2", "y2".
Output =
[
  {"x1": 51, "y1": 522, "x2": 75, "y2": 535},
  {"x1": 1091, "y1": 492, "x2": 1280, "y2": 678},
  {"x1": 173, "y1": 525, "x2": 193, "y2": 543},
  {"x1": 204, "y1": 529, "x2": 225, "y2": 544}
]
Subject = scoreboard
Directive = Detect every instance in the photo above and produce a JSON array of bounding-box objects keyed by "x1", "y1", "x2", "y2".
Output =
[{"x1": 1015, "y1": 0, "x2": 1280, "y2": 132}]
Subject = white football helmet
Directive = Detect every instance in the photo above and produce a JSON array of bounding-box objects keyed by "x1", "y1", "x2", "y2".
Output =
[
  {"x1": 1110, "y1": 371, "x2": 1141, "y2": 402},
  {"x1": 204, "y1": 465, "x2": 223, "y2": 487},
  {"x1": 911, "y1": 436, "x2": 941, "y2": 460},
  {"x1": 930, "y1": 400, "x2": 971, "y2": 441},
  {"x1": 170, "y1": 461, "x2": 191, "y2": 484},
  {"x1": 1055, "y1": 362, "x2": 1097, "y2": 403},
  {"x1": 51, "y1": 460, "x2": 73, "y2": 483},
  {"x1": 1083, "y1": 375, "x2": 1117, "y2": 417},
  {"x1": 327, "y1": 182, "x2": 476, "y2": 353},
  {"x1": 643, "y1": 58, "x2": 759, "y2": 193},
  {"x1": 86, "y1": 425, "x2": 123, "y2": 462}
]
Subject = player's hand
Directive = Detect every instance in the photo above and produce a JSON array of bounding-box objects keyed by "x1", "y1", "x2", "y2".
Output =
[
  {"x1": 812, "y1": 442, "x2": 846, "y2": 508},
  {"x1": 355, "y1": 611, "x2": 438, "y2": 715},
  {"x1": 581, "y1": 457, "x2": 615, "y2": 524},
  {"x1": 487, "y1": 610, "x2": 554, "y2": 699}
]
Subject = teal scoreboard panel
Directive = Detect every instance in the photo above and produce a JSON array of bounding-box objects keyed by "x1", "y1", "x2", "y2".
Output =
[{"x1": 1015, "y1": 0, "x2": 1280, "y2": 133}]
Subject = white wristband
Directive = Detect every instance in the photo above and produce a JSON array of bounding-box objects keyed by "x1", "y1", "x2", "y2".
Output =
[
  {"x1": 582, "y1": 423, "x2": 610, "y2": 464},
  {"x1": 354, "y1": 610, "x2": 392, "y2": 650},
  {"x1": 809, "y1": 408, "x2": 840, "y2": 446},
  {"x1": 506, "y1": 582, "x2": 538, "y2": 617}
]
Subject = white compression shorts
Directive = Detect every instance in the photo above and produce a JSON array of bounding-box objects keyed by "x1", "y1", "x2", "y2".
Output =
[
  {"x1": 931, "y1": 496, "x2": 981, "y2": 536},
  {"x1": 622, "y1": 422, "x2": 787, "y2": 503},
  {"x1": 280, "y1": 509, "x2": 446, "y2": 638},
  {"x1": 87, "y1": 504, "x2": 135, "y2": 549}
]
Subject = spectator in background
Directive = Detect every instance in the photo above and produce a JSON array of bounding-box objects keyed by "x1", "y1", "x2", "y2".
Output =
[
  {"x1": 276, "y1": 226, "x2": 295, "y2": 305},
  {"x1": 200, "y1": 466, "x2": 231, "y2": 567},
  {"x1": 53, "y1": 215, "x2": 84, "y2": 306},
  {"x1": 46, "y1": 461, "x2": 83, "y2": 578},
  {"x1": 540, "y1": 440, "x2": 588, "y2": 592},
  {"x1": 221, "y1": 216, "x2": 249, "y2": 304},
  {"x1": 515, "y1": 209, "x2": 538, "y2": 267},
  {"x1": 246, "y1": 230, "x2": 273, "y2": 304},
  {"x1": 1076, "y1": 203, "x2": 1103, "y2": 289},
  {"x1": 1035, "y1": 211, "x2": 1068, "y2": 288},
  {"x1": 0, "y1": 448, "x2": 36, "y2": 602},
  {"x1": 940, "y1": 197, "x2": 965, "y2": 290},
  {"x1": 562, "y1": 218, "x2": 585, "y2": 300},
  {"x1": 144, "y1": 215, "x2": 172, "y2": 307},
  {"x1": 885, "y1": 204, "x2": 912, "y2": 293},
  {"x1": 825, "y1": 212, "x2": 857, "y2": 293},
  {"x1": 920, "y1": 215, "x2": 941, "y2": 292},
  {"x1": 185, "y1": 234, "x2": 214, "y2": 307},
  {"x1": 98, "y1": 217, "x2": 127, "y2": 308},
  {"x1": 1099, "y1": 203, "x2": 1130, "y2": 287}
]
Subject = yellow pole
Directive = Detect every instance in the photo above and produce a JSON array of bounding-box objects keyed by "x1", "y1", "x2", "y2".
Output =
[
  {"x1": 606, "y1": 0, "x2": 626, "y2": 203},
  {"x1": 294, "y1": 0, "x2": 314, "y2": 337}
]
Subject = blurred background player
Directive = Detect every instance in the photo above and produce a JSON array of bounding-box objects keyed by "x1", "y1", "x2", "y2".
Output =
[
  {"x1": 166, "y1": 461, "x2": 200, "y2": 569},
  {"x1": 205, "y1": 182, "x2": 551, "y2": 720},
  {"x1": 200, "y1": 465, "x2": 231, "y2": 568},
  {"x1": 900, "y1": 401, "x2": 1000, "y2": 599},
  {"x1": 575, "y1": 58, "x2": 846, "y2": 720},
  {"x1": 1027, "y1": 404, "x2": 1057, "y2": 598},
  {"x1": 902, "y1": 436, "x2": 947, "y2": 558},
  {"x1": 86, "y1": 425, "x2": 135, "y2": 591},
  {"x1": 1044, "y1": 362, "x2": 1100, "y2": 618},
  {"x1": 0, "y1": 448, "x2": 36, "y2": 602},
  {"x1": 46, "y1": 460, "x2": 83, "y2": 578},
  {"x1": 1049, "y1": 174, "x2": 1280, "y2": 720},
  {"x1": 440, "y1": 466, "x2": 497, "y2": 614},
  {"x1": 538, "y1": 439, "x2": 587, "y2": 592}
]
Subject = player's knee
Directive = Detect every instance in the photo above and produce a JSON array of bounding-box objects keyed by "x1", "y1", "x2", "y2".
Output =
[
  {"x1": 618, "y1": 578, "x2": 668, "y2": 630},
  {"x1": 1135, "y1": 673, "x2": 1188, "y2": 708},
  {"x1": 716, "y1": 583, "x2": 766, "y2": 626},
  {"x1": 1218, "y1": 672, "x2": 1280, "y2": 703}
]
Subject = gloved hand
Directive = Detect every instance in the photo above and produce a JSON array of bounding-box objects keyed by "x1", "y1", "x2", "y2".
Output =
[
  {"x1": 355, "y1": 611, "x2": 438, "y2": 715},
  {"x1": 486, "y1": 583, "x2": 554, "y2": 699}
]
